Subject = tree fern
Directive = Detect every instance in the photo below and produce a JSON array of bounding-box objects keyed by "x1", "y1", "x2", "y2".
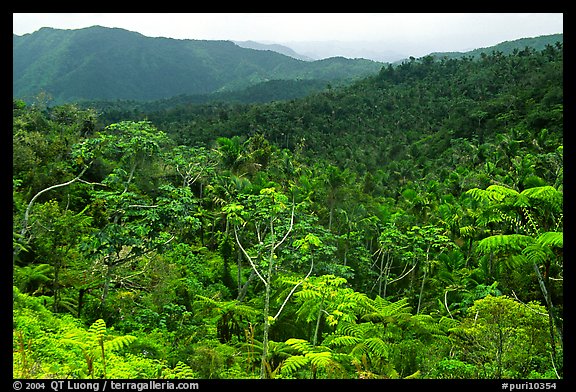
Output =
[
  {"x1": 521, "y1": 232, "x2": 562, "y2": 267},
  {"x1": 363, "y1": 337, "x2": 389, "y2": 359},
  {"x1": 521, "y1": 186, "x2": 562, "y2": 211},
  {"x1": 466, "y1": 185, "x2": 519, "y2": 204},
  {"x1": 469, "y1": 180, "x2": 563, "y2": 364},
  {"x1": 326, "y1": 321, "x2": 391, "y2": 375},
  {"x1": 105, "y1": 335, "x2": 137, "y2": 352},
  {"x1": 281, "y1": 355, "x2": 309, "y2": 375},
  {"x1": 537, "y1": 231, "x2": 563, "y2": 248},
  {"x1": 325, "y1": 334, "x2": 362, "y2": 347},
  {"x1": 410, "y1": 314, "x2": 452, "y2": 341},
  {"x1": 163, "y1": 361, "x2": 197, "y2": 379},
  {"x1": 193, "y1": 294, "x2": 259, "y2": 343},
  {"x1": 476, "y1": 234, "x2": 533, "y2": 256},
  {"x1": 307, "y1": 351, "x2": 333, "y2": 368},
  {"x1": 285, "y1": 338, "x2": 313, "y2": 353},
  {"x1": 281, "y1": 338, "x2": 343, "y2": 378},
  {"x1": 13, "y1": 263, "x2": 53, "y2": 294},
  {"x1": 62, "y1": 318, "x2": 135, "y2": 378},
  {"x1": 459, "y1": 225, "x2": 476, "y2": 238},
  {"x1": 361, "y1": 296, "x2": 412, "y2": 323}
]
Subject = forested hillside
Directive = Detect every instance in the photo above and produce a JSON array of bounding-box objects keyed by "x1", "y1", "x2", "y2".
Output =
[
  {"x1": 427, "y1": 33, "x2": 563, "y2": 61},
  {"x1": 13, "y1": 41, "x2": 563, "y2": 380},
  {"x1": 13, "y1": 26, "x2": 382, "y2": 103}
]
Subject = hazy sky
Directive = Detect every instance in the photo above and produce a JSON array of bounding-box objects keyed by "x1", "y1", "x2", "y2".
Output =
[{"x1": 13, "y1": 13, "x2": 563, "y2": 58}]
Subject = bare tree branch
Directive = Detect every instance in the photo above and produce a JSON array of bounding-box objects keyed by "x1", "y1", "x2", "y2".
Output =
[
  {"x1": 274, "y1": 255, "x2": 314, "y2": 320},
  {"x1": 234, "y1": 225, "x2": 267, "y2": 286},
  {"x1": 20, "y1": 164, "x2": 91, "y2": 239}
]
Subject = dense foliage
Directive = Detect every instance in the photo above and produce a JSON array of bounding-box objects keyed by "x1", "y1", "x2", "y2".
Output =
[
  {"x1": 427, "y1": 33, "x2": 563, "y2": 61},
  {"x1": 13, "y1": 43, "x2": 563, "y2": 380}
]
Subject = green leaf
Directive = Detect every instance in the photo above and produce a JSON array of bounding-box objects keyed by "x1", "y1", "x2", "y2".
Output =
[
  {"x1": 364, "y1": 337, "x2": 389, "y2": 358},
  {"x1": 476, "y1": 234, "x2": 533, "y2": 255},
  {"x1": 536, "y1": 231, "x2": 563, "y2": 248},
  {"x1": 281, "y1": 355, "x2": 309, "y2": 375},
  {"x1": 305, "y1": 351, "x2": 332, "y2": 367},
  {"x1": 285, "y1": 338, "x2": 312, "y2": 354},
  {"x1": 326, "y1": 335, "x2": 362, "y2": 347}
]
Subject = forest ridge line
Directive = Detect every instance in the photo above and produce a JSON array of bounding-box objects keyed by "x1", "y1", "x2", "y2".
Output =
[{"x1": 13, "y1": 25, "x2": 562, "y2": 104}]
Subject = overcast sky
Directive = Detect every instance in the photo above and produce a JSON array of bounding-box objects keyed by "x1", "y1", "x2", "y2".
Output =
[{"x1": 13, "y1": 13, "x2": 563, "y2": 59}]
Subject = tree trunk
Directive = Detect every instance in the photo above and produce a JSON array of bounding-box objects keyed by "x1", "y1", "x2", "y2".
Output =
[
  {"x1": 382, "y1": 252, "x2": 392, "y2": 298},
  {"x1": 417, "y1": 246, "x2": 431, "y2": 315},
  {"x1": 313, "y1": 296, "x2": 325, "y2": 346},
  {"x1": 532, "y1": 262, "x2": 561, "y2": 363},
  {"x1": 417, "y1": 268, "x2": 427, "y2": 315},
  {"x1": 260, "y1": 280, "x2": 271, "y2": 379},
  {"x1": 99, "y1": 262, "x2": 115, "y2": 319}
]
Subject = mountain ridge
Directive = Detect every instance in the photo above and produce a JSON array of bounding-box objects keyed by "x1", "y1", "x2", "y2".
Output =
[
  {"x1": 13, "y1": 25, "x2": 382, "y2": 104},
  {"x1": 426, "y1": 33, "x2": 563, "y2": 61},
  {"x1": 13, "y1": 26, "x2": 563, "y2": 105},
  {"x1": 233, "y1": 40, "x2": 315, "y2": 61}
]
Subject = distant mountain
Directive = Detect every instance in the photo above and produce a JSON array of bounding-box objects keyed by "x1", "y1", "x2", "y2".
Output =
[
  {"x1": 233, "y1": 40, "x2": 315, "y2": 61},
  {"x1": 13, "y1": 26, "x2": 383, "y2": 104},
  {"x1": 234, "y1": 34, "x2": 562, "y2": 65},
  {"x1": 279, "y1": 41, "x2": 409, "y2": 63}
]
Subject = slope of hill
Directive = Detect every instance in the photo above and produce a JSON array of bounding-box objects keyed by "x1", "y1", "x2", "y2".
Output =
[
  {"x1": 426, "y1": 33, "x2": 563, "y2": 61},
  {"x1": 13, "y1": 26, "x2": 383, "y2": 104},
  {"x1": 146, "y1": 39, "x2": 563, "y2": 179}
]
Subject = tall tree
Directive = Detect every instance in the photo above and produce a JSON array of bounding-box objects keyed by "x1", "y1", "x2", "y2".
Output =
[{"x1": 224, "y1": 187, "x2": 312, "y2": 378}]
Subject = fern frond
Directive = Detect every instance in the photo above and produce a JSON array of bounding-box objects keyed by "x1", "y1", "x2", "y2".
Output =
[
  {"x1": 485, "y1": 185, "x2": 520, "y2": 201},
  {"x1": 280, "y1": 355, "x2": 309, "y2": 375},
  {"x1": 294, "y1": 288, "x2": 322, "y2": 301},
  {"x1": 476, "y1": 234, "x2": 533, "y2": 255},
  {"x1": 411, "y1": 314, "x2": 449, "y2": 337},
  {"x1": 507, "y1": 254, "x2": 529, "y2": 268},
  {"x1": 521, "y1": 186, "x2": 562, "y2": 211},
  {"x1": 459, "y1": 225, "x2": 476, "y2": 237},
  {"x1": 266, "y1": 340, "x2": 292, "y2": 360},
  {"x1": 364, "y1": 337, "x2": 389, "y2": 358},
  {"x1": 285, "y1": 338, "x2": 312, "y2": 354},
  {"x1": 88, "y1": 319, "x2": 107, "y2": 343},
  {"x1": 522, "y1": 243, "x2": 554, "y2": 265},
  {"x1": 513, "y1": 193, "x2": 531, "y2": 208},
  {"x1": 466, "y1": 185, "x2": 519, "y2": 204},
  {"x1": 336, "y1": 322, "x2": 365, "y2": 338},
  {"x1": 306, "y1": 351, "x2": 333, "y2": 367},
  {"x1": 345, "y1": 290, "x2": 372, "y2": 310},
  {"x1": 325, "y1": 335, "x2": 362, "y2": 347},
  {"x1": 350, "y1": 342, "x2": 368, "y2": 357},
  {"x1": 14, "y1": 264, "x2": 54, "y2": 291},
  {"x1": 537, "y1": 231, "x2": 563, "y2": 248},
  {"x1": 172, "y1": 361, "x2": 196, "y2": 379},
  {"x1": 465, "y1": 188, "x2": 490, "y2": 203},
  {"x1": 362, "y1": 297, "x2": 411, "y2": 322},
  {"x1": 61, "y1": 336, "x2": 88, "y2": 350},
  {"x1": 438, "y1": 316, "x2": 459, "y2": 330},
  {"x1": 104, "y1": 335, "x2": 136, "y2": 352}
]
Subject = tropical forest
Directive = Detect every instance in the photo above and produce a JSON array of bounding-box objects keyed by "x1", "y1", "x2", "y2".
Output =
[{"x1": 13, "y1": 32, "x2": 563, "y2": 381}]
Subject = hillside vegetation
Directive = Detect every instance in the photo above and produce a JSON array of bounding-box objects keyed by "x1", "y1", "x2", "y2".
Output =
[
  {"x1": 13, "y1": 39, "x2": 563, "y2": 380},
  {"x1": 13, "y1": 26, "x2": 382, "y2": 103}
]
